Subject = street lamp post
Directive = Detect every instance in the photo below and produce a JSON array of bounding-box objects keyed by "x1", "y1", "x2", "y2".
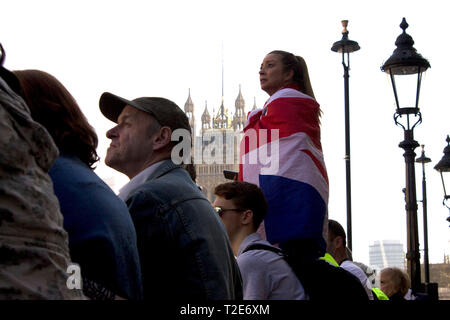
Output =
[
  {"x1": 434, "y1": 135, "x2": 450, "y2": 223},
  {"x1": 381, "y1": 18, "x2": 430, "y2": 294},
  {"x1": 415, "y1": 145, "x2": 438, "y2": 301},
  {"x1": 331, "y1": 20, "x2": 360, "y2": 251},
  {"x1": 415, "y1": 145, "x2": 431, "y2": 283}
]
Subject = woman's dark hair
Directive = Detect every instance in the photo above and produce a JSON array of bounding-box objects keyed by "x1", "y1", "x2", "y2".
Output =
[
  {"x1": 214, "y1": 181, "x2": 268, "y2": 230},
  {"x1": 269, "y1": 50, "x2": 315, "y2": 99},
  {"x1": 14, "y1": 69, "x2": 99, "y2": 168}
]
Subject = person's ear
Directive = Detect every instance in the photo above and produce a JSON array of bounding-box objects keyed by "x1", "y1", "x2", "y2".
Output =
[
  {"x1": 335, "y1": 235, "x2": 344, "y2": 249},
  {"x1": 241, "y1": 209, "x2": 253, "y2": 225},
  {"x1": 284, "y1": 69, "x2": 294, "y2": 83},
  {"x1": 152, "y1": 126, "x2": 172, "y2": 151}
]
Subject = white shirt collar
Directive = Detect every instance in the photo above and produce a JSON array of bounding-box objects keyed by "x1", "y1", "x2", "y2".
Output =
[{"x1": 118, "y1": 161, "x2": 164, "y2": 201}]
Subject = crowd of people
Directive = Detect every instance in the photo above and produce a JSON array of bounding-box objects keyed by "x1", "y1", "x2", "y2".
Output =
[{"x1": 0, "y1": 45, "x2": 417, "y2": 301}]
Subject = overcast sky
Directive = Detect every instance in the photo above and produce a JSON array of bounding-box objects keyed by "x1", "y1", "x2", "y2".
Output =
[{"x1": 2, "y1": 0, "x2": 449, "y2": 266}]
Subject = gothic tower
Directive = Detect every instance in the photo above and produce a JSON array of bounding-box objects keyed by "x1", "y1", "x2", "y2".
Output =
[
  {"x1": 232, "y1": 85, "x2": 246, "y2": 131},
  {"x1": 252, "y1": 97, "x2": 258, "y2": 111},
  {"x1": 213, "y1": 98, "x2": 229, "y2": 129},
  {"x1": 184, "y1": 88, "x2": 195, "y2": 135},
  {"x1": 181, "y1": 49, "x2": 249, "y2": 201},
  {"x1": 201, "y1": 101, "x2": 211, "y2": 134}
]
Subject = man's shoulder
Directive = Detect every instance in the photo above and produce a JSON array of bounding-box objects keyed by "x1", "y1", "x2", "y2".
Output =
[
  {"x1": 241, "y1": 241, "x2": 283, "y2": 255},
  {"x1": 237, "y1": 248, "x2": 269, "y2": 273},
  {"x1": 238, "y1": 240, "x2": 284, "y2": 267},
  {"x1": 131, "y1": 166, "x2": 188, "y2": 193},
  {"x1": 341, "y1": 261, "x2": 366, "y2": 274},
  {"x1": 126, "y1": 166, "x2": 208, "y2": 218},
  {"x1": 340, "y1": 260, "x2": 369, "y2": 281}
]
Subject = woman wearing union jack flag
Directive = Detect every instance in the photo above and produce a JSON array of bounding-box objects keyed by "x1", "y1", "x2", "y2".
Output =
[{"x1": 239, "y1": 50, "x2": 329, "y2": 265}]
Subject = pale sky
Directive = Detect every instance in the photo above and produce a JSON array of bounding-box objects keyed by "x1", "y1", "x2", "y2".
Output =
[{"x1": 2, "y1": 0, "x2": 449, "y2": 266}]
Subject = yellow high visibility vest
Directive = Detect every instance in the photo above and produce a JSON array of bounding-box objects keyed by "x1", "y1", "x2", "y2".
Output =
[
  {"x1": 320, "y1": 253, "x2": 339, "y2": 267},
  {"x1": 372, "y1": 288, "x2": 389, "y2": 300}
]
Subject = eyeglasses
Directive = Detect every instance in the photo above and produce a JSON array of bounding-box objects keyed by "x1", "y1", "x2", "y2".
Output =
[{"x1": 214, "y1": 207, "x2": 246, "y2": 217}]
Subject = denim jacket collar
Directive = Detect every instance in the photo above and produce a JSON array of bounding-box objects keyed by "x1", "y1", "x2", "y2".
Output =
[
  {"x1": 118, "y1": 161, "x2": 164, "y2": 201},
  {"x1": 146, "y1": 159, "x2": 182, "y2": 182}
]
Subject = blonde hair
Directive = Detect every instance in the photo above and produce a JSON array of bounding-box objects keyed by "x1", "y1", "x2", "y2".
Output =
[{"x1": 381, "y1": 267, "x2": 411, "y2": 296}]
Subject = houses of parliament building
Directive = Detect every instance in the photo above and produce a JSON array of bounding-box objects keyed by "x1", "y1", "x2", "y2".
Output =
[{"x1": 183, "y1": 86, "x2": 257, "y2": 202}]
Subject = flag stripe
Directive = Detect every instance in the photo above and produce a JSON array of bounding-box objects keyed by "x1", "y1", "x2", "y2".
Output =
[
  {"x1": 259, "y1": 175, "x2": 326, "y2": 243},
  {"x1": 241, "y1": 133, "x2": 328, "y2": 203}
]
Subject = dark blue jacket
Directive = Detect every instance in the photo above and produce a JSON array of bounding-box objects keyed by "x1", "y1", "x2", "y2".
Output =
[
  {"x1": 49, "y1": 154, "x2": 143, "y2": 300},
  {"x1": 125, "y1": 160, "x2": 242, "y2": 300}
]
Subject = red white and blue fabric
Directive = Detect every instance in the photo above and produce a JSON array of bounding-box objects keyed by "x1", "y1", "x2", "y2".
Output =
[{"x1": 239, "y1": 86, "x2": 329, "y2": 245}]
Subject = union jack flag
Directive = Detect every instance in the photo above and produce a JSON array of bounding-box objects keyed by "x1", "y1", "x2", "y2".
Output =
[{"x1": 239, "y1": 86, "x2": 329, "y2": 245}]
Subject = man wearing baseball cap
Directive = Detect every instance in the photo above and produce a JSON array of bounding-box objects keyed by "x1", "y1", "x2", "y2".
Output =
[{"x1": 99, "y1": 92, "x2": 242, "y2": 301}]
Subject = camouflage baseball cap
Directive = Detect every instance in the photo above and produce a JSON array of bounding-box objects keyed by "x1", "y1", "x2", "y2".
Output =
[{"x1": 99, "y1": 92, "x2": 191, "y2": 134}]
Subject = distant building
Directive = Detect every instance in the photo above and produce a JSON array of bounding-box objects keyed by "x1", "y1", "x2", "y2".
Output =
[
  {"x1": 425, "y1": 260, "x2": 450, "y2": 300},
  {"x1": 183, "y1": 86, "x2": 256, "y2": 202},
  {"x1": 369, "y1": 240, "x2": 406, "y2": 271}
]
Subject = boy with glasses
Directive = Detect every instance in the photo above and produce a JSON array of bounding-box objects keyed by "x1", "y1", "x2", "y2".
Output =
[{"x1": 213, "y1": 181, "x2": 307, "y2": 300}]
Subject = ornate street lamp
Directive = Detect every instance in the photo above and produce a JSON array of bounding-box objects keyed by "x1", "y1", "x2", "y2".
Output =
[
  {"x1": 331, "y1": 20, "x2": 360, "y2": 251},
  {"x1": 415, "y1": 145, "x2": 431, "y2": 283},
  {"x1": 434, "y1": 135, "x2": 450, "y2": 222},
  {"x1": 381, "y1": 17, "x2": 430, "y2": 294}
]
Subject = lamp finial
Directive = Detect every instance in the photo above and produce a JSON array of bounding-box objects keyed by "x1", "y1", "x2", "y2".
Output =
[{"x1": 341, "y1": 20, "x2": 349, "y2": 35}]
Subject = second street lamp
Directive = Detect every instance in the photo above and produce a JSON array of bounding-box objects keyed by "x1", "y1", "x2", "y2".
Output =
[
  {"x1": 415, "y1": 145, "x2": 438, "y2": 300},
  {"x1": 415, "y1": 145, "x2": 431, "y2": 284},
  {"x1": 434, "y1": 135, "x2": 450, "y2": 223},
  {"x1": 381, "y1": 17, "x2": 430, "y2": 294},
  {"x1": 331, "y1": 20, "x2": 360, "y2": 251}
]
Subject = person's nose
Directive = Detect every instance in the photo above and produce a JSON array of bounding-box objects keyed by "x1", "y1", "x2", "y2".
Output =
[{"x1": 106, "y1": 125, "x2": 119, "y2": 139}]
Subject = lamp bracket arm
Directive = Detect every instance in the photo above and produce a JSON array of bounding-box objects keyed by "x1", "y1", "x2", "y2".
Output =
[
  {"x1": 411, "y1": 112, "x2": 423, "y2": 130},
  {"x1": 394, "y1": 113, "x2": 406, "y2": 130}
]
